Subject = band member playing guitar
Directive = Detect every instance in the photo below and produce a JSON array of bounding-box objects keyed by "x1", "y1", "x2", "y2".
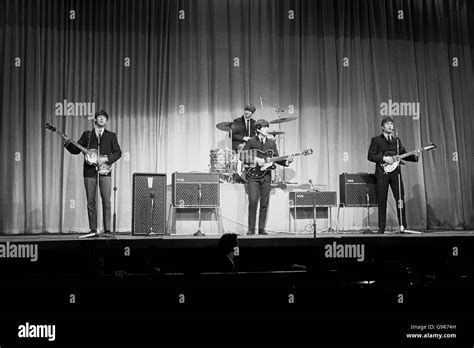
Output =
[
  {"x1": 367, "y1": 116, "x2": 420, "y2": 234},
  {"x1": 63, "y1": 110, "x2": 122, "y2": 235},
  {"x1": 241, "y1": 119, "x2": 294, "y2": 235}
]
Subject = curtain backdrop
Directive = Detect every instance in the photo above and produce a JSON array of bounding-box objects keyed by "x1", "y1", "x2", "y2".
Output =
[{"x1": 1, "y1": 0, "x2": 473, "y2": 234}]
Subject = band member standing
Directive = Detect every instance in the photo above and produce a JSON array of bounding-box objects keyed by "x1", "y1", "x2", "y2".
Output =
[
  {"x1": 63, "y1": 110, "x2": 122, "y2": 234},
  {"x1": 231, "y1": 104, "x2": 257, "y2": 151},
  {"x1": 241, "y1": 119, "x2": 294, "y2": 235},
  {"x1": 367, "y1": 117, "x2": 419, "y2": 234}
]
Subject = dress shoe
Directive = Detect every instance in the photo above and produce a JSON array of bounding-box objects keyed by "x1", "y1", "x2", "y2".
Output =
[
  {"x1": 258, "y1": 229, "x2": 268, "y2": 235},
  {"x1": 377, "y1": 229, "x2": 384, "y2": 234},
  {"x1": 247, "y1": 230, "x2": 255, "y2": 235}
]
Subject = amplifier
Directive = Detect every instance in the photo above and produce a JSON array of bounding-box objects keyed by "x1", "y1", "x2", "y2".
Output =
[
  {"x1": 339, "y1": 173, "x2": 377, "y2": 207},
  {"x1": 132, "y1": 173, "x2": 167, "y2": 235},
  {"x1": 172, "y1": 172, "x2": 220, "y2": 207},
  {"x1": 289, "y1": 191, "x2": 337, "y2": 207}
]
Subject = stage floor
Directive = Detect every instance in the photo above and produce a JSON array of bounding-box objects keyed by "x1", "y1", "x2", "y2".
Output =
[{"x1": 1, "y1": 229, "x2": 473, "y2": 242}]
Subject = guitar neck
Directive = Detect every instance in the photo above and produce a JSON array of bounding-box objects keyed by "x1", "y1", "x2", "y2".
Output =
[
  {"x1": 399, "y1": 149, "x2": 421, "y2": 159},
  {"x1": 268, "y1": 153, "x2": 301, "y2": 162},
  {"x1": 60, "y1": 132, "x2": 88, "y2": 153}
]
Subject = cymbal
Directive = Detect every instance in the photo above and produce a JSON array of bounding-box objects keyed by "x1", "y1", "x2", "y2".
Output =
[
  {"x1": 269, "y1": 131, "x2": 285, "y2": 136},
  {"x1": 268, "y1": 116, "x2": 298, "y2": 124},
  {"x1": 216, "y1": 121, "x2": 235, "y2": 131}
]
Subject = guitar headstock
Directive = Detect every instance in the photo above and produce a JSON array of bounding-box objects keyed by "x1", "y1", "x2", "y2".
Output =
[
  {"x1": 301, "y1": 148, "x2": 313, "y2": 156},
  {"x1": 45, "y1": 123, "x2": 57, "y2": 132},
  {"x1": 423, "y1": 143, "x2": 437, "y2": 151}
]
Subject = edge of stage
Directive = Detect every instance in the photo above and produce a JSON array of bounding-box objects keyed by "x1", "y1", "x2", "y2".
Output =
[{"x1": 1, "y1": 229, "x2": 473, "y2": 278}]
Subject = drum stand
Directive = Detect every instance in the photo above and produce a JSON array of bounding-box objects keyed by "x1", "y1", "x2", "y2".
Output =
[{"x1": 263, "y1": 98, "x2": 287, "y2": 184}]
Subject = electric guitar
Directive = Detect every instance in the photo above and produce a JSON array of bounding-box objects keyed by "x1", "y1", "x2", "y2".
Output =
[
  {"x1": 46, "y1": 123, "x2": 112, "y2": 175},
  {"x1": 243, "y1": 148, "x2": 313, "y2": 180},
  {"x1": 380, "y1": 143, "x2": 436, "y2": 174}
]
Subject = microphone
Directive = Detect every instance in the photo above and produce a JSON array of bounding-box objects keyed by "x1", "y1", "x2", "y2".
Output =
[
  {"x1": 147, "y1": 177, "x2": 155, "y2": 207},
  {"x1": 259, "y1": 97, "x2": 263, "y2": 110}
]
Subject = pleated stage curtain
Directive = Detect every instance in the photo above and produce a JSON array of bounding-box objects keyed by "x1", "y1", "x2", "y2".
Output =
[{"x1": 1, "y1": 0, "x2": 473, "y2": 233}]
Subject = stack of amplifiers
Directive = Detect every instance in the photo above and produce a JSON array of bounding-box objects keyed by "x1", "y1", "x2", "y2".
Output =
[
  {"x1": 132, "y1": 173, "x2": 167, "y2": 235},
  {"x1": 339, "y1": 173, "x2": 377, "y2": 207},
  {"x1": 289, "y1": 191, "x2": 337, "y2": 207},
  {"x1": 172, "y1": 172, "x2": 220, "y2": 207}
]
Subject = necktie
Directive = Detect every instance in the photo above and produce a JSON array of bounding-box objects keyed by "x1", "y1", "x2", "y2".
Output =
[{"x1": 246, "y1": 120, "x2": 250, "y2": 136}]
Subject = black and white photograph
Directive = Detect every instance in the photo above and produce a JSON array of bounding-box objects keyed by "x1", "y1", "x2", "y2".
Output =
[{"x1": 0, "y1": 0, "x2": 473, "y2": 345}]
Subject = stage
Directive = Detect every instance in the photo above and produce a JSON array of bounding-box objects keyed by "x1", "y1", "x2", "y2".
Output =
[
  {"x1": 2, "y1": 230, "x2": 473, "y2": 278},
  {"x1": 1, "y1": 230, "x2": 473, "y2": 344}
]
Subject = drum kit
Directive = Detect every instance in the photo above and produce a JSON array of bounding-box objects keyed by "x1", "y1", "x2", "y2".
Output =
[{"x1": 212, "y1": 114, "x2": 298, "y2": 182}]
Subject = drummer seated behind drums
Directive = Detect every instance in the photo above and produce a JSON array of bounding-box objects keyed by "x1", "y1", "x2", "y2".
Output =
[{"x1": 231, "y1": 104, "x2": 257, "y2": 152}]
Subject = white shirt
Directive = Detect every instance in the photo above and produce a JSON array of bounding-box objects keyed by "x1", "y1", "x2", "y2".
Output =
[{"x1": 95, "y1": 128, "x2": 104, "y2": 138}]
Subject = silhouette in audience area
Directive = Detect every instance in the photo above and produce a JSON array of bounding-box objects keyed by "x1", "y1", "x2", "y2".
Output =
[{"x1": 217, "y1": 233, "x2": 239, "y2": 272}]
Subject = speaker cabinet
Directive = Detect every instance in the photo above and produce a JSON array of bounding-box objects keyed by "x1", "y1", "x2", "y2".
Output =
[
  {"x1": 339, "y1": 173, "x2": 377, "y2": 207},
  {"x1": 132, "y1": 173, "x2": 167, "y2": 235},
  {"x1": 172, "y1": 172, "x2": 220, "y2": 207},
  {"x1": 289, "y1": 191, "x2": 337, "y2": 207}
]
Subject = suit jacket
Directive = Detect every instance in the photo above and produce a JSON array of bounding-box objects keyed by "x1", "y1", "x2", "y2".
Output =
[
  {"x1": 241, "y1": 135, "x2": 289, "y2": 168},
  {"x1": 231, "y1": 116, "x2": 256, "y2": 150},
  {"x1": 367, "y1": 134, "x2": 417, "y2": 176},
  {"x1": 65, "y1": 129, "x2": 122, "y2": 177}
]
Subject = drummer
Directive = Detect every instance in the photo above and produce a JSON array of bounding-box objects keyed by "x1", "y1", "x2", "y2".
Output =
[{"x1": 231, "y1": 104, "x2": 257, "y2": 151}]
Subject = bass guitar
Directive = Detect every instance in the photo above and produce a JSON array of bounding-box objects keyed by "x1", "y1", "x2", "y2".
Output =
[
  {"x1": 244, "y1": 148, "x2": 313, "y2": 180},
  {"x1": 380, "y1": 143, "x2": 436, "y2": 174},
  {"x1": 46, "y1": 123, "x2": 112, "y2": 175}
]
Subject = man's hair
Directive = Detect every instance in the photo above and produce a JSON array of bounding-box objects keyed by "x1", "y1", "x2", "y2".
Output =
[
  {"x1": 244, "y1": 104, "x2": 256, "y2": 114},
  {"x1": 381, "y1": 116, "x2": 394, "y2": 127},
  {"x1": 218, "y1": 233, "x2": 238, "y2": 255},
  {"x1": 94, "y1": 110, "x2": 109, "y2": 120},
  {"x1": 255, "y1": 119, "x2": 269, "y2": 130}
]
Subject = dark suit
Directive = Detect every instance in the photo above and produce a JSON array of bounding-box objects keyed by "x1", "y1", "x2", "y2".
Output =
[
  {"x1": 241, "y1": 136, "x2": 288, "y2": 233},
  {"x1": 65, "y1": 128, "x2": 122, "y2": 232},
  {"x1": 65, "y1": 129, "x2": 122, "y2": 177},
  {"x1": 367, "y1": 134, "x2": 418, "y2": 232},
  {"x1": 231, "y1": 116, "x2": 256, "y2": 151}
]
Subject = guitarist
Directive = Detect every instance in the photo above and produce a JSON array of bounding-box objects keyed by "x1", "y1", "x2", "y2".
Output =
[
  {"x1": 367, "y1": 116, "x2": 419, "y2": 234},
  {"x1": 63, "y1": 110, "x2": 122, "y2": 234},
  {"x1": 241, "y1": 119, "x2": 294, "y2": 235}
]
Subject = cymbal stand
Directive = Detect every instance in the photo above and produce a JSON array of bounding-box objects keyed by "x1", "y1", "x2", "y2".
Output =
[{"x1": 261, "y1": 97, "x2": 286, "y2": 183}]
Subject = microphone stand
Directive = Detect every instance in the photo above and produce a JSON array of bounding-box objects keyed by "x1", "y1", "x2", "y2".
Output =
[
  {"x1": 149, "y1": 187, "x2": 158, "y2": 235},
  {"x1": 112, "y1": 170, "x2": 118, "y2": 238},
  {"x1": 363, "y1": 185, "x2": 373, "y2": 234},
  {"x1": 393, "y1": 129, "x2": 421, "y2": 234},
  {"x1": 194, "y1": 184, "x2": 205, "y2": 236}
]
